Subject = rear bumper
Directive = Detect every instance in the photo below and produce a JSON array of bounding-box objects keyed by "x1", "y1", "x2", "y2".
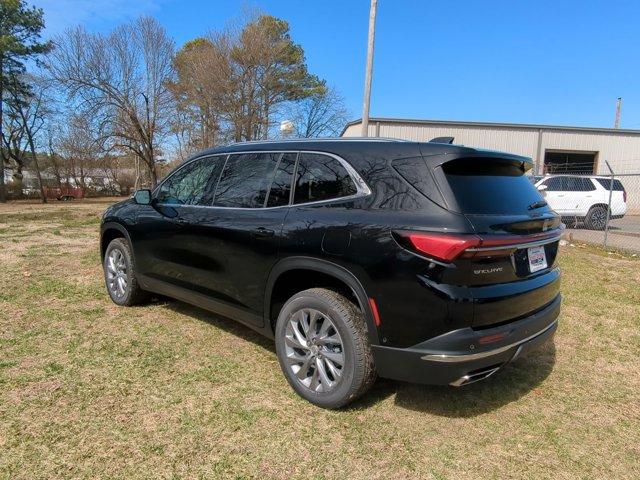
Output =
[{"x1": 372, "y1": 294, "x2": 560, "y2": 386}]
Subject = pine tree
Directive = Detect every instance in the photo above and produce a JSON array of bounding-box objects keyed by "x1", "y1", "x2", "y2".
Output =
[{"x1": 0, "y1": 0, "x2": 51, "y2": 202}]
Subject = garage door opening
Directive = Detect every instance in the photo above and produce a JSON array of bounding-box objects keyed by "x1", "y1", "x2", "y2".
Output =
[{"x1": 544, "y1": 150, "x2": 597, "y2": 174}]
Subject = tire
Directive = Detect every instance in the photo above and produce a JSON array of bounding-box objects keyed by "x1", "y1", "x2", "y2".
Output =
[
  {"x1": 103, "y1": 238, "x2": 149, "y2": 306},
  {"x1": 274, "y1": 288, "x2": 376, "y2": 409},
  {"x1": 585, "y1": 205, "x2": 608, "y2": 230}
]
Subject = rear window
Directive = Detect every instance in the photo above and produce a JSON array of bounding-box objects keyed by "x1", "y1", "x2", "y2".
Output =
[
  {"x1": 441, "y1": 157, "x2": 544, "y2": 214},
  {"x1": 595, "y1": 178, "x2": 625, "y2": 191}
]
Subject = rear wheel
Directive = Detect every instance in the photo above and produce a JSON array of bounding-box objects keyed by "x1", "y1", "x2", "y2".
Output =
[
  {"x1": 275, "y1": 288, "x2": 376, "y2": 409},
  {"x1": 585, "y1": 205, "x2": 608, "y2": 230},
  {"x1": 103, "y1": 238, "x2": 149, "y2": 306}
]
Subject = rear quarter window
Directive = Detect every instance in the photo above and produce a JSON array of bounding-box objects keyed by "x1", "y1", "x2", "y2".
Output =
[
  {"x1": 595, "y1": 178, "x2": 625, "y2": 191},
  {"x1": 392, "y1": 157, "x2": 446, "y2": 207}
]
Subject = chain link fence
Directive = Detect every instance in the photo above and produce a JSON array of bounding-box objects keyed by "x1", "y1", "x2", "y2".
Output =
[{"x1": 531, "y1": 160, "x2": 640, "y2": 254}]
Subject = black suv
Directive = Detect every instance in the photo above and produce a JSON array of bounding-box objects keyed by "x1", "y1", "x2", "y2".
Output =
[{"x1": 101, "y1": 139, "x2": 562, "y2": 408}]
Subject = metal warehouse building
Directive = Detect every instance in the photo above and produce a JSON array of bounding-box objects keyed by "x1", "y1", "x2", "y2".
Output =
[{"x1": 341, "y1": 118, "x2": 640, "y2": 176}]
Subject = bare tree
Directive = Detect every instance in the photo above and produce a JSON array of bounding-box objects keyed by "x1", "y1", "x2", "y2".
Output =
[
  {"x1": 288, "y1": 87, "x2": 350, "y2": 138},
  {"x1": 3, "y1": 73, "x2": 49, "y2": 202},
  {"x1": 43, "y1": 124, "x2": 64, "y2": 188},
  {"x1": 97, "y1": 154, "x2": 136, "y2": 195},
  {"x1": 0, "y1": 0, "x2": 51, "y2": 202},
  {"x1": 56, "y1": 114, "x2": 102, "y2": 191},
  {"x1": 1, "y1": 100, "x2": 29, "y2": 190},
  {"x1": 47, "y1": 16, "x2": 175, "y2": 188}
]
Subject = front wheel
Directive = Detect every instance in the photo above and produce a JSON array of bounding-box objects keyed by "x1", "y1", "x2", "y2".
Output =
[
  {"x1": 274, "y1": 288, "x2": 376, "y2": 409},
  {"x1": 103, "y1": 238, "x2": 149, "y2": 306}
]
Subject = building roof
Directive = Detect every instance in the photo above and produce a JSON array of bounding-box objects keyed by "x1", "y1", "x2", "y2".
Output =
[{"x1": 342, "y1": 117, "x2": 640, "y2": 136}]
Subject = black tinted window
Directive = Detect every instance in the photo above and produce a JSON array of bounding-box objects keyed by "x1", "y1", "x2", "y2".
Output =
[
  {"x1": 596, "y1": 178, "x2": 625, "y2": 191},
  {"x1": 156, "y1": 156, "x2": 223, "y2": 205},
  {"x1": 442, "y1": 158, "x2": 544, "y2": 214},
  {"x1": 566, "y1": 177, "x2": 595, "y2": 191},
  {"x1": 543, "y1": 177, "x2": 564, "y2": 191},
  {"x1": 392, "y1": 157, "x2": 445, "y2": 207},
  {"x1": 293, "y1": 153, "x2": 357, "y2": 204},
  {"x1": 266, "y1": 153, "x2": 296, "y2": 207},
  {"x1": 214, "y1": 153, "x2": 280, "y2": 208}
]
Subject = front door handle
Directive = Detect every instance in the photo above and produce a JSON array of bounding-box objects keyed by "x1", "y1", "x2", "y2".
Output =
[
  {"x1": 173, "y1": 217, "x2": 189, "y2": 226},
  {"x1": 251, "y1": 227, "x2": 275, "y2": 238}
]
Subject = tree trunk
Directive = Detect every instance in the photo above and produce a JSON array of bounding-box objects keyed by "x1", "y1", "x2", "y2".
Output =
[
  {"x1": 0, "y1": 53, "x2": 6, "y2": 203},
  {"x1": 0, "y1": 162, "x2": 5, "y2": 202},
  {"x1": 26, "y1": 135, "x2": 46, "y2": 203},
  {"x1": 149, "y1": 162, "x2": 158, "y2": 188}
]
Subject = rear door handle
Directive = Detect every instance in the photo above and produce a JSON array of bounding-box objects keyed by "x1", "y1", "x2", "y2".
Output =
[{"x1": 251, "y1": 227, "x2": 275, "y2": 238}]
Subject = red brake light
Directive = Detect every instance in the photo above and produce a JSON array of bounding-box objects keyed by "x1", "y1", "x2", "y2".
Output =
[
  {"x1": 624, "y1": 190, "x2": 627, "y2": 202},
  {"x1": 396, "y1": 229, "x2": 563, "y2": 262},
  {"x1": 405, "y1": 233, "x2": 481, "y2": 262}
]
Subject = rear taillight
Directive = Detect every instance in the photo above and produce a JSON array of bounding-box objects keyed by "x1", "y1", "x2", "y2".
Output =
[
  {"x1": 394, "y1": 230, "x2": 562, "y2": 262},
  {"x1": 402, "y1": 232, "x2": 481, "y2": 262},
  {"x1": 624, "y1": 190, "x2": 627, "y2": 202}
]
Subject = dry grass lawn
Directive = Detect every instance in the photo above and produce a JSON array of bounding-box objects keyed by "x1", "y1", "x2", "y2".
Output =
[{"x1": 1, "y1": 199, "x2": 639, "y2": 479}]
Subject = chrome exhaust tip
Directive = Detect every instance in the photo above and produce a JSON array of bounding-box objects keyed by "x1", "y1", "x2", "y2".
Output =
[{"x1": 450, "y1": 365, "x2": 501, "y2": 387}]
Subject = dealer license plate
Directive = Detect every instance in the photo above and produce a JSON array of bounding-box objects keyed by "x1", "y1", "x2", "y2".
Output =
[{"x1": 527, "y1": 245, "x2": 547, "y2": 273}]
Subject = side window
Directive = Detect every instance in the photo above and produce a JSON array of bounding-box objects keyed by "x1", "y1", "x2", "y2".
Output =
[
  {"x1": 156, "y1": 156, "x2": 223, "y2": 205},
  {"x1": 596, "y1": 178, "x2": 625, "y2": 191},
  {"x1": 266, "y1": 153, "x2": 296, "y2": 207},
  {"x1": 293, "y1": 153, "x2": 357, "y2": 205},
  {"x1": 392, "y1": 157, "x2": 445, "y2": 207},
  {"x1": 214, "y1": 153, "x2": 281, "y2": 208},
  {"x1": 581, "y1": 178, "x2": 596, "y2": 191},
  {"x1": 566, "y1": 177, "x2": 595, "y2": 192},
  {"x1": 543, "y1": 177, "x2": 564, "y2": 192}
]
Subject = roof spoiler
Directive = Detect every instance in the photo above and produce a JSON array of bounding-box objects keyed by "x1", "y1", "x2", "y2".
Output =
[{"x1": 429, "y1": 136, "x2": 454, "y2": 144}]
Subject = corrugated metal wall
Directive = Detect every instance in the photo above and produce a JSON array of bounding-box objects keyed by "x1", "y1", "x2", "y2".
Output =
[
  {"x1": 342, "y1": 120, "x2": 640, "y2": 174},
  {"x1": 343, "y1": 120, "x2": 640, "y2": 213}
]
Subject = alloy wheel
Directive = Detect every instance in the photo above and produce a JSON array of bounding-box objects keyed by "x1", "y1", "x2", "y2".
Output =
[
  {"x1": 284, "y1": 308, "x2": 345, "y2": 393},
  {"x1": 591, "y1": 208, "x2": 607, "y2": 229},
  {"x1": 106, "y1": 248, "x2": 128, "y2": 299}
]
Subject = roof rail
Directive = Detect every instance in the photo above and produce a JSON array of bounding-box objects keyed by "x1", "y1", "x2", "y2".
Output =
[{"x1": 225, "y1": 137, "x2": 409, "y2": 146}]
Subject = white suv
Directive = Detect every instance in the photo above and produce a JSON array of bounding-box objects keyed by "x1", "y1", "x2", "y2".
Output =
[{"x1": 534, "y1": 175, "x2": 627, "y2": 230}]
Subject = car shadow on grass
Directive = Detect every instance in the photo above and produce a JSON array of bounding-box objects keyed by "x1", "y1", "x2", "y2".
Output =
[
  {"x1": 158, "y1": 298, "x2": 556, "y2": 417},
  {"x1": 349, "y1": 342, "x2": 556, "y2": 417},
  {"x1": 160, "y1": 299, "x2": 276, "y2": 353}
]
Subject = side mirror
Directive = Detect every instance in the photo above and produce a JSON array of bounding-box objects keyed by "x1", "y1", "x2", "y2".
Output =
[
  {"x1": 133, "y1": 189, "x2": 152, "y2": 205},
  {"x1": 537, "y1": 184, "x2": 548, "y2": 192}
]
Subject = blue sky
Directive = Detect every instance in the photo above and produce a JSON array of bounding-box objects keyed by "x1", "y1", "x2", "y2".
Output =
[{"x1": 33, "y1": 0, "x2": 640, "y2": 129}]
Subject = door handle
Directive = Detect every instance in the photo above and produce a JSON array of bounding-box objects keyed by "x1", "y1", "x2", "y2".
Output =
[
  {"x1": 251, "y1": 227, "x2": 275, "y2": 238},
  {"x1": 173, "y1": 217, "x2": 189, "y2": 226}
]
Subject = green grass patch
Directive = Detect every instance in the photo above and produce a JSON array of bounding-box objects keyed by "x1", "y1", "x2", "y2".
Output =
[{"x1": 0, "y1": 201, "x2": 638, "y2": 479}]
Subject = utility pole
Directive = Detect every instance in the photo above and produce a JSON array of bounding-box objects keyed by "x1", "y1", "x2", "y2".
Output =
[
  {"x1": 614, "y1": 97, "x2": 622, "y2": 129},
  {"x1": 361, "y1": 0, "x2": 378, "y2": 137}
]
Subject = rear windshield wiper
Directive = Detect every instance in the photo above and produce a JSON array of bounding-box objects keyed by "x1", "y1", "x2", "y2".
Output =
[{"x1": 527, "y1": 200, "x2": 547, "y2": 210}]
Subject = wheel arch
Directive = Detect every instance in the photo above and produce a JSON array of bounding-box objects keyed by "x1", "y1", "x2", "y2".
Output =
[
  {"x1": 100, "y1": 221, "x2": 133, "y2": 261},
  {"x1": 264, "y1": 257, "x2": 380, "y2": 345},
  {"x1": 588, "y1": 203, "x2": 609, "y2": 212}
]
